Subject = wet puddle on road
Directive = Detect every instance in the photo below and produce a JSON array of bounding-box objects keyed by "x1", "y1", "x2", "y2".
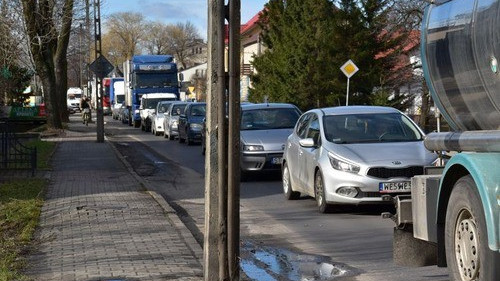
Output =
[{"x1": 241, "y1": 241, "x2": 356, "y2": 281}]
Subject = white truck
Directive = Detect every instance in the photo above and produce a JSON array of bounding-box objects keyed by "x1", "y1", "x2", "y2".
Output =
[{"x1": 139, "y1": 93, "x2": 178, "y2": 132}]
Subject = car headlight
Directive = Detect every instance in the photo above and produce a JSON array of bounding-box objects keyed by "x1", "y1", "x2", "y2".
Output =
[
  {"x1": 328, "y1": 153, "x2": 360, "y2": 174},
  {"x1": 134, "y1": 109, "x2": 140, "y2": 114},
  {"x1": 243, "y1": 145, "x2": 264, "y2": 151},
  {"x1": 190, "y1": 123, "x2": 202, "y2": 130}
]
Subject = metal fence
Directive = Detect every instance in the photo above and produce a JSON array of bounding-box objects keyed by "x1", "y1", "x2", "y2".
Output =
[{"x1": 0, "y1": 120, "x2": 37, "y2": 176}]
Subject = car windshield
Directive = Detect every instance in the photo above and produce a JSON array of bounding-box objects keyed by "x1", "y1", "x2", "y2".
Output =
[
  {"x1": 157, "y1": 102, "x2": 172, "y2": 113},
  {"x1": 143, "y1": 98, "x2": 176, "y2": 109},
  {"x1": 241, "y1": 108, "x2": 300, "y2": 130},
  {"x1": 323, "y1": 113, "x2": 423, "y2": 144},
  {"x1": 190, "y1": 104, "x2": 206, "y2": 116}
]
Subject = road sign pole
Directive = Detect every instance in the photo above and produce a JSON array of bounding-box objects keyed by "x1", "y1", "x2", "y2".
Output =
[{"x1": 346, "y1": 77, "x2": 350, "y2": 106}]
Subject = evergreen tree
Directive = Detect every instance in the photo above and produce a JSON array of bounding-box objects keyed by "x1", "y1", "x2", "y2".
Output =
[
  {"x1": 332, "y1": 0, "x2": 408, "y2": 105},
  {"x1": 250, "y1": 0, "x2": 342, "y2": 110},
  {"x1": 251, "y1": 0, "x2": 413, "y2": 110}
]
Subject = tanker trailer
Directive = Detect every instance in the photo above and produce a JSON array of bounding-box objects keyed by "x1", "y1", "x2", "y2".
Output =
[{"x1": 386, "y1": 0, "x2": 500, "y2": 280}]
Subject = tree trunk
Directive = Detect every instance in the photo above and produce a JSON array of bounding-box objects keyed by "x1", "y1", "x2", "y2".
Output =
[
  {"x1": 419, "y1": 89, "x2": 430, "y2": 133},
  {"x1": 55, "y1": 56, "x2": 69, "y2": 122},
  {"x1": 21, "y1": 0, "x2": 74, "y2": 129},
  {"x1": 39, "y1": 56, "x2": 62, "y2": 129},
  {"x1": 55, "y1": 0, "x2": 74, "y2": 123}
]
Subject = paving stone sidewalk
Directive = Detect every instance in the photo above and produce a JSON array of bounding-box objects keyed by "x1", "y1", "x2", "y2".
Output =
[{"x1": 25, "y1": 121, "x2": 203, "y2": 281}]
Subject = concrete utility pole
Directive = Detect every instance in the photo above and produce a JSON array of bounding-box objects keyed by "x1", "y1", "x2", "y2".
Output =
[
  {"x1": 93, "y1": 0, "x2": 104, "y2": 143},
  {"x1": 205, "y1": 0, "x2": 241, "y2": 280}
]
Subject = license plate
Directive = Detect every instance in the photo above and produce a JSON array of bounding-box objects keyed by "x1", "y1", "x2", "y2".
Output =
[
  {"x1": 379, "y1": 181, "x2": 411, "y2": 193},
  {"x1": 271, "y1": 157, "x2": 282, "y2": 165}
]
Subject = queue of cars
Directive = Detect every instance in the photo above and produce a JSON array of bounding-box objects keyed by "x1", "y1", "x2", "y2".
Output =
[{"x1": 119, "y1": 101, "x2": 437, "y2": 213}]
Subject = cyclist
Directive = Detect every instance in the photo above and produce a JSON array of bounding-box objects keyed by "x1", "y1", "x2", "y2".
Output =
[{"x1": 80, "y1": 96, "x2": 92, "y2": 124}]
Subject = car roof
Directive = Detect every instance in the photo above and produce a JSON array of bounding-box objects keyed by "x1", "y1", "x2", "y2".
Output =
[
  {"x1": 187, "y1": 102, "x2": 206, "y2": 106},
  {"x1": 158, "y1": 100, "x2": 175, "y2": 104},
  {"x1": 314, "y1": 106, "x2": 401, "y2": 116},
  {"x1": 168, "y1": 101, "x2": 187, "y2": 105},
  {"x1": 241, "y1": 103, "x2": 297, "y2": 110}
]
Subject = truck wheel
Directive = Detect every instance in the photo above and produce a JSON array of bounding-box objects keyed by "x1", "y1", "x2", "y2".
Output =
[{"x1": 445, "y1": 175, "x2": 497, "y2": 281}]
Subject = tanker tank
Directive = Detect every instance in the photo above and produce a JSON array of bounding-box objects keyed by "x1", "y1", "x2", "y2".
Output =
[{"x1": 421, "y1": 0, "x2": 500, "y2": 132}]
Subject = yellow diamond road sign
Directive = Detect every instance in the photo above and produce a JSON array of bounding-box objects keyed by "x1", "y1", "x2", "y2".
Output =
[{"x1": 340, "y1": 59, "x2": 359, "y2": 78}]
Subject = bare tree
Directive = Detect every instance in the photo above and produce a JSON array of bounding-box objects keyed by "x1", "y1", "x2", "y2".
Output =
[
  {"x1": 165, "y1": 22, "x2": 203, "y2": 69},
  {"x1": 142, "y1": 22, "x2": 170, "y2": 55},
  {"x1": 104, "y1": 12, "x2": 145, "y2": 60}
]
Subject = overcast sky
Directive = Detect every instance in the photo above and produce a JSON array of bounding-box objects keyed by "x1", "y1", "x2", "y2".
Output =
[{"x1": 101, "y1": 0, "x2": 268, "y2": 40}]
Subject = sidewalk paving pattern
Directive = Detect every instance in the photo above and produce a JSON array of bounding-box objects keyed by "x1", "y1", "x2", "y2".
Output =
[{"x1": 25, "y1": 125, "x2": 203, "y2": 281}]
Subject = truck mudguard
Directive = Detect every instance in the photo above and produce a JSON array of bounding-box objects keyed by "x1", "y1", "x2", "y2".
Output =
[{"x1": 439, "y1": 153, "x2": 500, "y2": 251}]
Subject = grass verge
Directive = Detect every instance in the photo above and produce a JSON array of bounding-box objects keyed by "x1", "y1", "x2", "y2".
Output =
[
  {"x1": 0, "y1": 178, "x2": 46, "y2": 281},
  {"x1": 24, "y1": 140, "x2": 56, "y2": 170}
]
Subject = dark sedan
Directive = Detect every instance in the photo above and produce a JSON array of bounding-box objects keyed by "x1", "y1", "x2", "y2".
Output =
[{"x1": 178, "y1": 102, "x2": 206, "y2": 145}]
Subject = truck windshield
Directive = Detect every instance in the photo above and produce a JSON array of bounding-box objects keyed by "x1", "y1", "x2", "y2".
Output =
[
  {"x1": 323, "y1": 113, "x2": 423, "y2": 144},
  {"x1": 116, "y1": 95, "x2": 125, "y2": 103},
  {"x1": 143, "y1": 98, "x2": 177, "y2": 110},
  {"x1": 135, "y1": 73, "x2": 177, "y2": 88}
]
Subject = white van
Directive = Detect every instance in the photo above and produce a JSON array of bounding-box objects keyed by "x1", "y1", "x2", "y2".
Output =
[{"x1": 67, "y1": 87, "x2": 83, "y2": 112}]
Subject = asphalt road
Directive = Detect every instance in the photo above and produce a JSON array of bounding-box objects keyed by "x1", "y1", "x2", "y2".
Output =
[{"x1": 102, "y1": 115, "x2": 449, "y2": 281}]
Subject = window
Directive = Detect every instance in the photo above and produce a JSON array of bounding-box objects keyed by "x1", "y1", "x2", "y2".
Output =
[
  {"x1": 296, "y1": 114, "x2": 312, "y2": 139},
  {"x1": 306, "y1": 115, "x2": 320, "y2": 144}
]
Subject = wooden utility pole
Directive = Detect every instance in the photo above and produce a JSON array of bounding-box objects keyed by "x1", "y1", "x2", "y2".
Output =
[
  {"x1": 205, "y1": 0, "x2": 241, "y2": 280},
  {"x1": 93, "y1": 0, "x2": 104, "y2": 143},
  {"x1": 227, "y1": 0, "x2": 241, "y2": 279}
]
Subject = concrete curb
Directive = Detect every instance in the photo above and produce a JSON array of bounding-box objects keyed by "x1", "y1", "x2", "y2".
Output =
[{"x1": 106, "y1": 136, "x2": 204, "y2": 265}]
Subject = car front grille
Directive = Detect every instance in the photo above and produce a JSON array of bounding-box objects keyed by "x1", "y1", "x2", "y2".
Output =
[{"x1": 367, "y1": 166, "x2": 424, "y2": 179}]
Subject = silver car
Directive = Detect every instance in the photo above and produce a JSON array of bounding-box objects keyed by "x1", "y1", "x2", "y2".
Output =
[
  {"x1": 240, "y1": 103, "x2": 301, "y2": 177},
  {"x1": 163, "y1": 101, "x2": 188, "y2": 140},
  {"x1": 282, "y1": 106, "x2": 437, "y2": 213},
  {"x1": 152, "y1": 101, "x2": 174, "y2": 136}
]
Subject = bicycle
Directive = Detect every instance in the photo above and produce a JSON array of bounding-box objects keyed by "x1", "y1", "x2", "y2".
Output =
[{"x1": 82, "y1": 108, "x2": 91, "y2": 126}]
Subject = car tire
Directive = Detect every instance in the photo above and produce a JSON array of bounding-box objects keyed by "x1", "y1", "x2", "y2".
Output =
[
  {"x1": 240, "y1": 170, "x2": 249, "y2": 182},
  {"x1": 283, "y1": 162, "x2": 300, "y2": 200},
  {"x1": 187, "y1": 138, "x2": 193, "y2": 145},
  {"x1": 445, "y1": 175, "x2": 498, "y2": 281},
  {"x1": 314, "y1": 170, "x2": 331, "y2": 213}
]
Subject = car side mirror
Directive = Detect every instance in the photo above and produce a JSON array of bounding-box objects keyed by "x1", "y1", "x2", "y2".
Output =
[{"x1": 299, "y1": 138, "x2": 316, "y2": 148}]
